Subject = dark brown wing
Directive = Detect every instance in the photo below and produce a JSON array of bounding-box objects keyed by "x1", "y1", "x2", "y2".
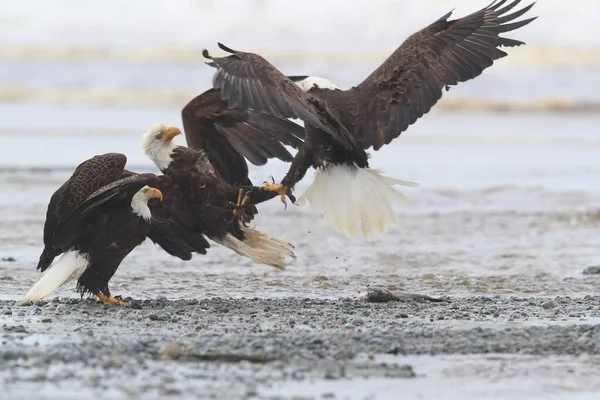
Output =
[
  {"x1": 181, "y1": 88, "x2": 304, "y2": 186},
  {"x1": 42, "y1": 153, "x2": 127, "y2": 244},
  {"x1": 51, "y1": 173, "x2": 160, "y2": 251},
  {"x1": 44, "y1": 153, "x2": 127, "y2": 240},
  {"x1": 203, "y1": 44, "x2": 358, "y2": 150},
  {"x1": 326, "y1": 0, "x2": 536, "y2": 151},
  {"x1": 38, "y1": 153, "x2": 129, "y2": 271},
  {"x1": 71, "y1": 173, "x2": 160, "y2": 220}
]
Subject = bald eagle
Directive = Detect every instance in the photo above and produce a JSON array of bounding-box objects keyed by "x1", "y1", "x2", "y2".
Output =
[
  {"x1": 23, "y1": 153, "x2": 176, "y2": 304},
  {"x1": 203, "y1": 0, "x2": 537, "y2": 239},
  {"x1": 142, "y1": 120, "x2": 299, "y2": 269}
]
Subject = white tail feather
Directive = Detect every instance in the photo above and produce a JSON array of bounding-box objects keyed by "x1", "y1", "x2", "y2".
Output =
[
  {"x1": 296, "y1": 165, "x2": 418, "y2": 239},
  {"x1": 212, "y1": 227, "x2": 295, "y2": 270},
  {"x1": 22, "y1": 251, "x2": 90, "y2": 302}
]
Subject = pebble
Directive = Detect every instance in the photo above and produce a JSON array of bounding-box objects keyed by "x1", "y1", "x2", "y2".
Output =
[
  {"x1": 160, "y1": 341, "x2": 182, "y2": 360},
  {"x1": 542, "y1": 300, "x2": 557, "y2": 310},
  {"x1": 583, "y1": 265, "x2": 600, "y2": 275},
  {"x1": 1, "y1": 295, "x2": 600, "y2": 395}
]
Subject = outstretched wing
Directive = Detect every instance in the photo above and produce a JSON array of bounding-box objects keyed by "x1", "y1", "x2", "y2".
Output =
[
  {"x1": 181, "y1": 88, "x2": 305, "y2": 186},
  {"x1": 325, "y1": 0, "x2": 536, "y2": 151},
  {"x1": 43, "y1": 153, "x2": 128, "y2": 247},
  {"x1": 203, "y1": 44, "x2": 358, "y2": 150}
]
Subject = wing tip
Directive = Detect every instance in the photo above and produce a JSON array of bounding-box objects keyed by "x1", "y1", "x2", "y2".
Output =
[{"x1": 218, "y1": 42, "x2": 237, "y2": 54}]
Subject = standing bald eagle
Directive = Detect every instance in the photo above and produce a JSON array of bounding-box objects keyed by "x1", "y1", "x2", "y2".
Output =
[
  {"x1": 141, "y1": 121, "x2": 299, "y2": 269},
  {"x1": 203, "y1": 0, "x2": 537, "y2": 239},
  {"x1": 23, "y1": 153, "x2": 181, "y2": 304}
]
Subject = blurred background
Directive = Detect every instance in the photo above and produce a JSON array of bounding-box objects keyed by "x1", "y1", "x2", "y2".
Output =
[
  {"x1": 0, "y1": 0, "x2": 598, "y2": 182},
  {"x1": 1, "y1": 0, "x2": 599, "y2": 299}
]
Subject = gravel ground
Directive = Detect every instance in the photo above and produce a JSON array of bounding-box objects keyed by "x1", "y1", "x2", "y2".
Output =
[{"x1": 2, "y1": 294, "x2": 600, "y2": 399}]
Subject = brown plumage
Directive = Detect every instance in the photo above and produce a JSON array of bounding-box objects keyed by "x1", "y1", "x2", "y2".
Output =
[
  {"x1": 182, "y1": 87, "x2": 305, "y2": 186},
  {"x1": 201, "y1": 0, "x2": 537, "y2": 239},
  {"x1": 142, "y1": 124, "x2": 297, "y2": 269}
]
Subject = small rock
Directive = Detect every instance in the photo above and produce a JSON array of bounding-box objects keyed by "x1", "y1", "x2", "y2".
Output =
[
  {"x1": 156, "y1": 295, "x2": 168, "y2": 302},
  {"x1": 2, "y1": 309, "x2": 12, "y2": 315},
  {"x1": 351, "y1": 317, "x2": 365, "y2": 326},
  {"x1": 216, "y1": 307, "x2": 229, "y2": 313},
  {"x1": 41, "y1": 318, "x2": 52, "y2": 323},
  {"x1": 148, "y1": 314, "x2": 160, "y2": 321},
  {"x1": 583, "y1": 265, "x2": 600, "y2": 275},
  {"x1": 542, "y1": 300, "x2": 557, "y2": 310},
  {"x1": 54, "y1": 304, "x2": 67, "y2": 313},
  {"x1": 160, "y1": 341, "x2": 182, "y2": 360},
  {"x1": 160, "y1": 312, "x2": 172, "y2": 320},
  {"x1": 396, "y1": 364, "x2": 417, "y2": 378},
  {"x1": 1, "y1": 257, "x2": 15, "y2": 262}
]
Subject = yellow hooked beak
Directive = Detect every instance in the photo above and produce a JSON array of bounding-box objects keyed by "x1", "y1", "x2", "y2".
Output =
[
  {"x1": 144, "y1": 187, "x2": 163, "y2": 201},
  {"x1": 160, "y1": 126, "x2": 182, "y2": 142}
]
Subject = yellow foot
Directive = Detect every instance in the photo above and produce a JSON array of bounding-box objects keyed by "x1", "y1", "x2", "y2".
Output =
[
  {"x1": 96, "y1": 293, "x2": 131, "y2": 306},
  {"x1": 232, "y1": 189, "x2": 251, "y2": 217},
  {"x1": 263, "y1": 183, "x2": 289, "y2": 208}
]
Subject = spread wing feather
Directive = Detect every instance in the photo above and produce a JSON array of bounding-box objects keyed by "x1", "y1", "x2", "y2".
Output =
[
  {"x1": 181, "y1": 88, "x2": 305, "y2": 185},
  {"x1": 328, "y1": 0, "x2": 537, "y2": 150},
  {"x1": 202, "y1": 45, "x2": 358, "y2": 150}
]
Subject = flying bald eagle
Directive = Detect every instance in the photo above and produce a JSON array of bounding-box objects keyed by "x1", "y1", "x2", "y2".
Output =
[
  {"x1": 23, "y1": 153, "x2": 178, "y2": 305},
  {"x1": 142, "y1": 121, "x2": 299, "y2": 269},
  {"x1": 202, "y1": 0, "x2": 537, "y2": 239}
]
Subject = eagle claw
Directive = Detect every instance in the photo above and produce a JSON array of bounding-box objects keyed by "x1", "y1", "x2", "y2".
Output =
[
  {"x1": 96, "y1": 293, "x2": 131, "y2": 306},
  {"x1": 262, "y1": 183, "x2": 294, "y2": 209},
  {"x1": 231, "y1": 188, "x2": 252, "y2": 224}
]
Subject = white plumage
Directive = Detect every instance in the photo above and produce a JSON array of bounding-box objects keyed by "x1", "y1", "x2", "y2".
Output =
[
  {"x1": 296, "y1": 76, "x2": 340, "y2": 92},
  {"x1": 296, "y1": 164, "x2": 418, "y2": 239},
  {"x1": 141, "y1": 123, "x2": 176, "y2": 171},
  {"x1": 212, "y1": 226, "x2": 295, "y2": 270},
  {"x1": 22, "y1": 250, "x2": 90, "y2": 302},
  {"x1": 130, "y1": 185, "x2": 153, "y2": 221}
]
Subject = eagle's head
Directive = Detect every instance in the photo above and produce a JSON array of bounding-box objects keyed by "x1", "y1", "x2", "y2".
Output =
[
  {"x1": 141, "y1": 123, "x2": 182, "y2": 172},
  {"x1": 131, "y1": 185, "x2": 163, "y2": 221},
  {"x1": 290, "y1": 76, "x2": 340, "y2": 93}
]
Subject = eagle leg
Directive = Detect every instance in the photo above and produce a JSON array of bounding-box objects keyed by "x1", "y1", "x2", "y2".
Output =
[
  {"x1": 96, "y1": 293, "x2": 131, "y2": 306},
  {"x1": 232, "y1": 188, "x2": 252, "y2": 217},
  {"x1": 231, "y1": 188, "x2": 245, "y2": 217}
]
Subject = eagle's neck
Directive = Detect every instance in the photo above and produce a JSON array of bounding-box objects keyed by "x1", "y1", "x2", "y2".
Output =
[
  {"x1": 143, "y1": 138, "x2": 175, "y2": 172},
  {"x1": 130, "y1": 192, "x2": 152, "y2": 221}
]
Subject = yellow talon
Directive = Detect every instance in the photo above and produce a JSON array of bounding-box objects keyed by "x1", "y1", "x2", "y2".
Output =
[
  {"x1": 232, "y1": 188, "x2": 245, "y2": 217},
  {"x1": 263, "y1": 183, "x2": 288, "y2": 206},
  {"x1": 96, "y1": 293, "x2": 131, "y2": 306}
]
